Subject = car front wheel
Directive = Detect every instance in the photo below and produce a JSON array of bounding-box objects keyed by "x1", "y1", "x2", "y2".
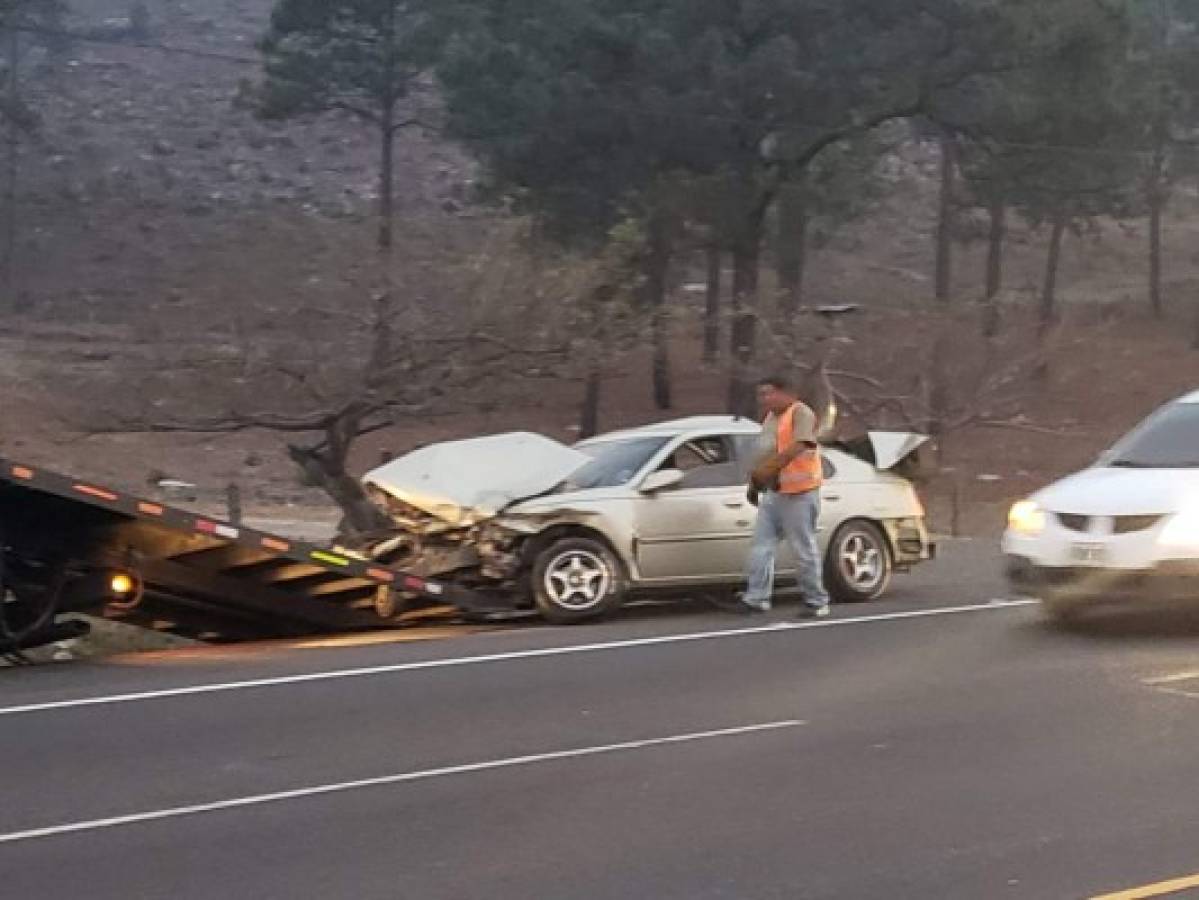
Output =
[
  {"x1": 825, "y1": 520, "x2": 892, "y2": 603},
  {"x1": 532, "y1": 537, "x2": 626, "y2": 624}
]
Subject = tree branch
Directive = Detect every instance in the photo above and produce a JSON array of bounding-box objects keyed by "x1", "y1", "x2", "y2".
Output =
[
  {"x1": 390, "y1": 115, "x2": 424, "y2": 133},
  {"x1": 330, "y1": 100, "x2": 379, "y2": 123}
]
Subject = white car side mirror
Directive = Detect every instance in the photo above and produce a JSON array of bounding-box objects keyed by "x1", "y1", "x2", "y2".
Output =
[{"x1": 641, "y1": 469, "x2": 684, "y2": 494}]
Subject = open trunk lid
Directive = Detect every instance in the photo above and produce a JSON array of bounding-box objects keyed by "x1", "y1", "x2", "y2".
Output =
[{"x1": 835, "y1": 431, "x2": 933, "y2": 478}]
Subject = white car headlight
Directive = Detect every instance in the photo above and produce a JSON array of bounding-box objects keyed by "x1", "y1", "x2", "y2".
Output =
[
  {"x1": 1008, "y1": 500, "x2": 1046, "y2": 536},
  {"x1": 1158, "y1": 509, "x2": 1199, "y2": 549}
]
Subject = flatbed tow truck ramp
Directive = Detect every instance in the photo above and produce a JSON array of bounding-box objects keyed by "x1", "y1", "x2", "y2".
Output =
[{"x1": 0, "y1": 458, "x2": 490, "y2": 653}]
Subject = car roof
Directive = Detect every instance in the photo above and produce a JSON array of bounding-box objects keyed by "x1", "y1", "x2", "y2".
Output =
[{"x1": 582, "y1": 416, "x2": 761, "y2": 443}]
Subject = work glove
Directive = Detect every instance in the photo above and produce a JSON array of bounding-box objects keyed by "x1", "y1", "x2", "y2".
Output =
[
  {"x1": 750, "y1": 452, "x2": 786, "y2": 491},
  {"x1": 746, "y1": 484, "x2": 760, "y2": 507}
]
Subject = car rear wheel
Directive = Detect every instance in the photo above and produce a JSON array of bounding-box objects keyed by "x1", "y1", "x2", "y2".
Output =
[
  {"x1": 825, "y1": 520, "x2": 892, "y2": 603},
  {"x1": 532, "y1": 537, "x2": 626, "y2": 624}
]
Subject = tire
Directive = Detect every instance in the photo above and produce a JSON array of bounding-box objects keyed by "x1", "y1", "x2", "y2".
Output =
[
  {"x1": 824, "y1": 520, "x2": 892, "y2": 603},
  {"x1": 532, "y1": 537, "x2": 626, "y2": 624},
  {"x1": 1043, "y1": 596, "x2": 1085, "y2": 626}
]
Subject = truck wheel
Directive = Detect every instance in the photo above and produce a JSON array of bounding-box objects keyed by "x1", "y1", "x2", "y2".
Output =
[
  {"x1": 1043, "y1": 596, "x2": 1085, "y2": 626},
  {"x1": 825, "y1": 520, "x2": 892, "y2": 603},
  {"x1": 532, "y1": 537, "x2": 626, "y2": 624}
]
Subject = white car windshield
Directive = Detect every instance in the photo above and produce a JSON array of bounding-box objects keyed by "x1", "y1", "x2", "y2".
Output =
[
  {"x1": 1104, "y1": 402, "x2": 1199, "y2": 469},
  {"x1": 565, "y1": 437, "x2": 671, "y2": 489}
]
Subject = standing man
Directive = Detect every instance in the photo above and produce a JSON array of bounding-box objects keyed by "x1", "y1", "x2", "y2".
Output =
[{"x1": 737, "y1": 375, "x2": 831, "y2": 618}]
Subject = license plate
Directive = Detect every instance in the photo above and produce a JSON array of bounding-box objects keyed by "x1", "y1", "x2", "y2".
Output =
[{"x1": 1071, "y1": 543, "x2": 1109, "y2": 566}]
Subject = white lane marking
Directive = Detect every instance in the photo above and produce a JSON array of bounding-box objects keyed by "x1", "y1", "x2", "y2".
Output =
[
  {"x1": 0, "y1": 600, "x2": 1036, "y2": 718},
  {"x1": 1143, "y1": 671, "x2": 1199, "y2": 686},
  {"x1": 0, "y1": 720, "x2": 804, "y2": 845},
  {"x1": 1147, "y1": 685, "x2": 1199, "y2": 701}
]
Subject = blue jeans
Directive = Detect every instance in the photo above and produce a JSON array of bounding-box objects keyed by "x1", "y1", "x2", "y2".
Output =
[{"x1": 744, "y1": 490, "x2": 830, "y2": 610}]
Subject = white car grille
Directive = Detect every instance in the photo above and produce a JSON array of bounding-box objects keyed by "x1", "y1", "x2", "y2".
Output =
[{"x1": 1052, "y1": 513, "x2": 1166, "y2": 535}]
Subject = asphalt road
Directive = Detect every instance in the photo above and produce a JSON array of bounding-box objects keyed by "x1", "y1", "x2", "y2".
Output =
[{"x1": 5, "y1": 541, "x2": 1199, "y2": 899}]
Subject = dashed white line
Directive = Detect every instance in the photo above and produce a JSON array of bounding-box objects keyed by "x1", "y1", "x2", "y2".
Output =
[
  {"x1": 0, "y1": 720, "x2": 805, "y2": 845},
  {"x1": 1143, "y1": 671, "x2": 1199, "y2": 686},
  {"x1": 0, "y1": 599, "x2": 1037, "y2": 718}
]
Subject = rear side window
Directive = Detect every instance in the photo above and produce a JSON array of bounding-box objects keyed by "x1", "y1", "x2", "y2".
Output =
[
  {"x1": 732, "y1": 435, "x2": 762, "y2": 479},
  {"x1": 822, "y1": 456, "x2": 837, "y2": 481}
]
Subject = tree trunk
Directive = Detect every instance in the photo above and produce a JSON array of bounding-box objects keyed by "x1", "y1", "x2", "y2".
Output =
[
  {"x1": 926, "y1": 330, "x2": 951, "y2": 453},
  {"x1": 1148, "y1": 137, "x2": 1166, "y2": 319},
  {"x1": 1149, "y1": 195, "x2": 1164, "y2": 319},
  {"x1": 935, "y1": 133, "x2": 957, "y2": 303},
  {"x1": 651, "y1": 310, "x2": 672, "y2": 410},
  {"x1": 642, "y1": 220, "x2": 673, "y2": 410},
  {"x1": 289, "y1": 443, "x2": 389, "y2": 543},
  {"x1": 2, "y1": 27, "x2": 20, "y2": 312},
  {"x1": 377, "y1": 1, "x2": 398, "y2": 253},
  {"x1": 726, "y1": 232, "x2": 761, "y2": 418},
  {"x1": 1040, "y1": 213, "x2": 1067, "y2": 334},
  {"x1": 579, "y1": 368, "x2": 601, "y2": 439},
  {"x1": 703, "y1": 245, "x2": 721, "y2": 364},
  {"x1": 378, "y1": 119, "x2": 395, "y2": 252},
  {"x1": 982, "y1": 200, "x2": 1006, "y2": 338},
  {"x1": 776, "y1": 182, "x2": 809, "y2": 325}
]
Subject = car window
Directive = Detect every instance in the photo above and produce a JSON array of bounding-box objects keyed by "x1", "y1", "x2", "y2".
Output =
[
  {"x1": 663, "y1": 437, "x2": 728, "y2": 471},
  {"x1": 660, "y1": 437, "x2": 741, "y2": 489},
  {"x1": 680, "y1": 462, "x2": 743, "y2": 489},
  {"x1": 732, "y1": 434, "x2": 762, "y2": 478},
  {"x1": 733, "y1": 434, "x2": 835, "y2": 482},
  {"x1": 567, "y1": 437, "x2": 670, "y2": 488},
  {"x1": 1102, "y1": 402, "x2": 1199, "y2": 469}
]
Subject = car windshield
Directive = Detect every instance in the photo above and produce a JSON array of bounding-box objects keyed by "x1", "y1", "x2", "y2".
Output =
[
  {"x1": 563, "y1": 437, "x2": 671, "y2": 489},
  {"x1": 1103, "y1": 402, "x2": 1199, "y2": 469}
]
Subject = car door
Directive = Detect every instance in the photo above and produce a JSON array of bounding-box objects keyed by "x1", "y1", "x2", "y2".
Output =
[
  {"x1": 731, "y1": 434, "x2": 837, "y2": 574},
  {"x1": 633, "y1": 435, "x2": 756, "y2": 583}
]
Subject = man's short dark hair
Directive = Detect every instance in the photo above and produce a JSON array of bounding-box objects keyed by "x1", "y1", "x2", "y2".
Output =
[{"x1": 757, "y1": 374, "x2": 795, "y2": 392}]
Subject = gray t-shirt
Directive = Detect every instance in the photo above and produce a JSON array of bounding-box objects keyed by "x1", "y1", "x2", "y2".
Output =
[{"x1": 758, "y1": 402, "x2": 820, "y2": 455}]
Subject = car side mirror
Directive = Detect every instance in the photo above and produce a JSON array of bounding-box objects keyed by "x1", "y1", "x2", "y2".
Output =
[{"x1": 640, "y1": 469, "x2": 684, "y2": 494}]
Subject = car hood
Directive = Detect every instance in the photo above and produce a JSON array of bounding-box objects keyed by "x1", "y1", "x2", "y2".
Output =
[
  {"x1": 363, "y1": 432, "x2": 591, "y2": 526},
  {"x1": 1034, "y1": 466, "x2": 1199, "y2": 516}
]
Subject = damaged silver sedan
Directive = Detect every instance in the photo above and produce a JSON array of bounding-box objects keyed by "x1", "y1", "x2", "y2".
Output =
[{"x1": 356, "y1": 417, "x2": 936, "y2": 623}]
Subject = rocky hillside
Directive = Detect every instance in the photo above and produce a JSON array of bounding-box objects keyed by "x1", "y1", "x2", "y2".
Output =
[{"x1": 15, "y1": 0, "x2": 474, "y2": 321}]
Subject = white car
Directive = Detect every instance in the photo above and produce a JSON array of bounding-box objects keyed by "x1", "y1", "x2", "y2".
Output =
[
  {"x1": 1004, "y1": 390, "x2": 1199, "y2": 621},
  {"x1": 361, "y1": 417, "x2": 935, "y2": 623}
]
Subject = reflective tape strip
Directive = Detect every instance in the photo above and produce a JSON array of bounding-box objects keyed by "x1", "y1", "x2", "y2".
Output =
[
  {"x1": 311, "y1": 551, "x2": 349, "y2": 567},
  {"x1": 195, "y1": 520, "x2": 217, "y2": 534},
  {"x1": 261, "y1": 537, "x2": 290, "y2": 553},
  {"x1": 214, "y1": 525, "x2": 239, "y2": 540},
  {"x1": 367, "y1": 568, "x2": 395, "y2": 583},
  {"x1": 11, "y1": 466, "x2": 34, "y2": 480},
  {"x1": 138, "y1": 502, "x2": 165, "y2": 516},
  {"x1": 74, "y1": 484, "x2": 119, "y2": 502}
]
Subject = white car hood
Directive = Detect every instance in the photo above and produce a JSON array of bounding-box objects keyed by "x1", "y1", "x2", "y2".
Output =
[
  {"x1": 1035, "y1": 466, "x2": 1199, "y2": 516},
  {"x1": 363, "y1": 432, "x2": 590, "y2": 526}
]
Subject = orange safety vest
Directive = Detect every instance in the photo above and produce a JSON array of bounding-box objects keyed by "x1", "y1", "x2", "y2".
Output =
[{"x1": 775, "y1": 403, "x2": 823, "y2": 495}]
